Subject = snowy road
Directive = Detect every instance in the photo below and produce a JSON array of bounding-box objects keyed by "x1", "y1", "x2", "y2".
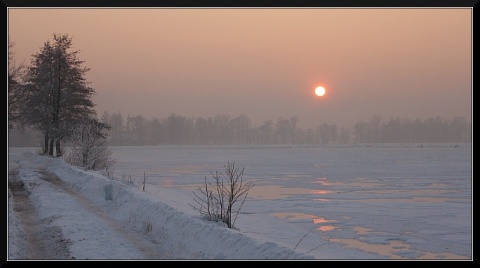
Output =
[
  {"x1": 8, "y1": 158, "x2": 176, "y2": 260},
  {"x1": 8, "y1": 167, "x2": 72, "y2": 259}
]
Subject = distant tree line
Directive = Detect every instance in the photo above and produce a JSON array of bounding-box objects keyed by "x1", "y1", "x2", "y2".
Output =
[
  {"x1": 57, "y1": 112, "x2": 467, "y2": 146},
  {"x1": 11, "y1": 111, "x2": 470, "y2": 147},
  {"x1": 9, "y1": 111, "x2": 470, "y2": 148},
  {"x1": 352, "y1": 114, "x2": 471, "y2": 144}
]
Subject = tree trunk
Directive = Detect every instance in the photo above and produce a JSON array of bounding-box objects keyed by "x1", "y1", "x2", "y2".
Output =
[
  {"x1": 55, "y1": 139, "x2": 62, "y2": 157},
  {"x1": 44, "y1": 133, "x2": 49, "y2": 155},
  {"x1": 48, "y1": 138, "x2": 54, "y2": 156}
]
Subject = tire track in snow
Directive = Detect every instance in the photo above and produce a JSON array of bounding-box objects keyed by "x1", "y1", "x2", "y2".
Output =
[
  {"x1": 8, "y1": 166, "x2": 73, "y2": 260},
  {"x1": 37, "y1": 167, "x2": 175, "y2": 259}
]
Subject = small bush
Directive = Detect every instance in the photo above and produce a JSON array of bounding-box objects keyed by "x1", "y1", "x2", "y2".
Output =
[
  {"x1": 64, "y1": 119, "x2": 115, "y2": 172},
  {"x1": 191, "y1": 162, "x2": 254, "y2": 228}
]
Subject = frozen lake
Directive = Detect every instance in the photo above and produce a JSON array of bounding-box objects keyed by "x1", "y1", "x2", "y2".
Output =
[{"x1": 108, "y1": 144, "x2": 472, "y2": 259}]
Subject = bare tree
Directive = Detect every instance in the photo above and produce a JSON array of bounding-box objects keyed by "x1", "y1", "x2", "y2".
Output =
[{"x1": 191, "y1": 162, "x2": 254, "y2": 229}]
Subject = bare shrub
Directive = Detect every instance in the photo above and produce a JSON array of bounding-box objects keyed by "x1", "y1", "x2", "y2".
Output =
[{"x1": 191, "y1": 162, "x2": 253, "y2": 228}]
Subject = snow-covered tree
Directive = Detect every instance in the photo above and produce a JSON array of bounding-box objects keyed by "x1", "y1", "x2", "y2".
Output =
[
  {"x1": 64, "y1": 117, "x2": 115, "y2": 172},
  {"x1": 8, "y1": 41, "x2": 25, "y2": 129},
  {"x1": 22, "y1": 33, "x2": 96, "y2": 156}
]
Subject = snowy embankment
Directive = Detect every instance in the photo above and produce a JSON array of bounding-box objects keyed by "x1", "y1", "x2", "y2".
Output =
[{"x1": 9, "y1": 151, "x2": 314, "y2": 260}]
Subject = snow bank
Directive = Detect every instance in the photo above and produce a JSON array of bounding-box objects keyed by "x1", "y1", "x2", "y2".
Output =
[{"x1": 44, "y1": 154, "x2": 314, "y2": 259}]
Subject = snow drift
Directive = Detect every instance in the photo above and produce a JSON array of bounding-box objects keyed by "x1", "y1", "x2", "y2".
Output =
[{"x1": 30, "y1": 152, "x2": 313, "y2": 259}]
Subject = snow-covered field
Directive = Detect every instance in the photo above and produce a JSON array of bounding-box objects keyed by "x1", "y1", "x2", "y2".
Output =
[
  {"x1": 109, "y1": 144, "x2": 473, "y2": 260},
  {"x1": 7, "y1": 143, "x2": 472, "y2": 260}
]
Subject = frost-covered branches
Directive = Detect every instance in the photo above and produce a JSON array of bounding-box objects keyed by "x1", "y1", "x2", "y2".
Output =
[
  {"x1": 64, "y1": 118, "x2": 115, "y2": 172},
  {"x1": 8, "y1": 41, "x2": 26, "y2": 129},
  {"x1": 22, "y1": 33, "x2": 96, "y2": 157}
]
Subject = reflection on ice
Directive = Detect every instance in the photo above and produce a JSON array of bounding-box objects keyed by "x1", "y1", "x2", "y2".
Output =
[
  {"x1": 311, "y1": 189, "x2": 332, "y2": 195},
  {"x1": 313, "y1": 217, "x2": 338, "y2": 232},
  {"x1": 313, "y1": 198, "x2": 329, "y2": 202},
  {"x1": 313, "y1": 217, "x2": 335, "y2": 224},
  {"x1": 248, "y1": 185, "x2": 309, "y2": 199},
  {"x1": 318, "y1": 226, "x2": 337, "y2": 231},
  {"x1": 272, "y1": 213, "x2": 339, "y2": 232},
  {"x1": 314, "y1": 178, "x2": 333, "y2": 185}
]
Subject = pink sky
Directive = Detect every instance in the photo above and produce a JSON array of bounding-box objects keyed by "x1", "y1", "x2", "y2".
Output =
[{"x1": 8, "y1": 8, "x2": 472, "y2": 129}]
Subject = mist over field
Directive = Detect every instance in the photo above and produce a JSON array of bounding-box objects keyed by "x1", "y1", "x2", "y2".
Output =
[
  {"x1": 8, "y1": 8, "x2": 471, "y2": 132},
  {"x1": 9, "y1": 112, "x2": 471, "y2": 147}
]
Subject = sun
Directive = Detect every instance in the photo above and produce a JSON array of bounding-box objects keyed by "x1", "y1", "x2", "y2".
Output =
[{"x1": 315, "y1": 86, "x2": 326, "y2": 97}]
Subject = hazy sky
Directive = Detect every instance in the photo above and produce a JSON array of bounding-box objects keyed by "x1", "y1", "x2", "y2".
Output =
[{"x1": 8, "y1": 8, "x2": 472, "y2": 129}]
